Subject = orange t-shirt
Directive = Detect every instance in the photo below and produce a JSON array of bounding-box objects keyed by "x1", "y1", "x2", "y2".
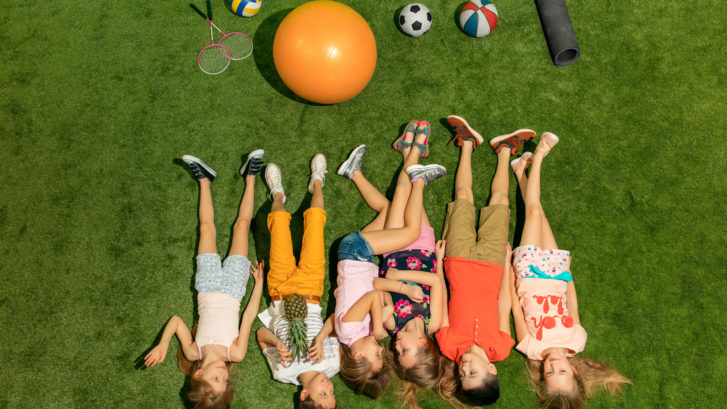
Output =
[{"x1": 435, "y1": 257, "x2": 514, "y2": 363}]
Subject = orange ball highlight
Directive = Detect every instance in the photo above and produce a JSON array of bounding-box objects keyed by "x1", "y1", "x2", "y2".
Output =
[{"x1": 273, "y1": 1, "x2": 377, "y2": 104}]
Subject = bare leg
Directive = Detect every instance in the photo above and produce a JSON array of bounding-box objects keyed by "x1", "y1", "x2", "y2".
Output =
[
  {"x1": 362, "y1": 179, "x2": 425, "y2": 254},
  {"x1": 271, "y1": 192, "x2": 286, "y2": 213},
  {"x1": 454, "y1": 141, "x2": 475, "y2": 204},
  {"x1": 310, "y1": 179, "x2": 324, "y2": 209},
  {"x1": 197, "y1": 178, "x2": 217, "y2": 255},
  {"x1": 352, "y1": 170, "x2": 390, "y2": 233},
  {"x1": 489, "y1": 149, "x2": 512, "y2": 206},
  {"x1": 228, "y1": 175, "x2": 255, "y2": 256},
  {"x1": 519, "y1": 138, "x2": 558, "y2": 249}
]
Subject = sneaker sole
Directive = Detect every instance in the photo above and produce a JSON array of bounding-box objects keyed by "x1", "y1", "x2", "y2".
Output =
[
  {"x1": 447, "y1": 115, "x2": 484, "y2": 145},
  {"x1": 489, "y1": 129, "x2": 537, "y2": 146},
  {"x1": 337, "y1": 144, "x2": 367, "y2": 176},
  {"x1": 182, "y1": 155, "x2": 217, "y2": 178},
  {"x1": 240, "y1": 149, "x2": 264, "y2": 176}
]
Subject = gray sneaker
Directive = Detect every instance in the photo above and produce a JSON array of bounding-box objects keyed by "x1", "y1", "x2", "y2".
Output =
[
  {"x1": 308, "y1": 153, "x2": 327, "y2": 193},
  {"x1": 406, "y1": 164, "x2": 446, "y2": 185},
  {"x1": 337, "y1": 144, "x2": 367, "y2": 179},
  {"x1": 240, "y1": 149, "x2": 264, "y2": 177},
  {"x1": 182, "y1": 155, "x2": 217, "y2": 181},
  {"x1": 265, "y1": 163, "x2": 286, "y2": 203}
]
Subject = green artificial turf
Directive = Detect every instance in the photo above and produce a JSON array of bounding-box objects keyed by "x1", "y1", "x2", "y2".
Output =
[{"x1": 1, "y1": 0, "x2": 726, "y2": 407}]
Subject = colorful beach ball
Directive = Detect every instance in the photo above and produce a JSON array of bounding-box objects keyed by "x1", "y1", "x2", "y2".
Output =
[
  {"x1": 458, "y1": 0, "x2": 498, "y2": 37},
  {"x1": 230, "y1": 0, "x2": 261, "y2": 17}
]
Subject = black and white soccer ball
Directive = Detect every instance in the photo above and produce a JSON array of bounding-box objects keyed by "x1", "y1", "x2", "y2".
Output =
[{"x1": 398, "y1": 3, "x2": 432, "y2": 37}]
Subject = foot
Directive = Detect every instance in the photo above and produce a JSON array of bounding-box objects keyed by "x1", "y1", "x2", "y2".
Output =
[
  {"x1": 240, "y1": 149, "x2": 264, "y2": 177},
  {"x1": 393, "y1": 121, "x2": 418, "y2": 156},
  {"x1": 337, "y1": 144, "x2": 367, "y2": 179},
  {"x1": 535, "y1": 132, "x2": 560, "y2": 156},
  {"x1": 182, "y1": 155, "x2": 216, "y2": 181},
  {"x1": 308, "y1": 153, "x2": 327, "y2": 193},
  {"x1": 510, "y1": 152, "x2": 533, "y2": 176},
  {"x1": 411, "y1": 121, "x2": 430, "y2": 158},
  {"x1": 265, "y1": 163, "x2": 286, "y2": 203},
  {"x1": 446, "y1": 115, "x2": 484, "y2": 150},
  {"x1": 489, "y1": 129, "x2": 536, "y2": 155},
  {"x1": 406, "y1": 164, "x2": 446, "y2": 185}
]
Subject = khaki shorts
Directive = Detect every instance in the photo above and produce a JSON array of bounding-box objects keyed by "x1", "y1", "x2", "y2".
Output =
[{"x1": 442, "y1": 199, "x2": 509, "y2": 266}]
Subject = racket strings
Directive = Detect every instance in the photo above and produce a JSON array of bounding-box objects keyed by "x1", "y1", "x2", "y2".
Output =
[
  {"x1": 219, "y1": 33, "x2": 253, "y2": 60},
  {"x1": 198, "y1": 44, "x2": 231, "y2": 75}
]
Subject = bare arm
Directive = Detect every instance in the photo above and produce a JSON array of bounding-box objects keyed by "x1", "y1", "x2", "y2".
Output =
[
  {"x1": 373, "y1": 277, "x2": 424, "y2": 302},
  {"x1": 308, "y1": 314, "x2": 336, "y2": 363},
  {"x1": 230, "y1": 261, "x2": 265, "y2": 362},
  {"x1": 566, "y1": 280, "x2": 580, "y2": 326},
  {"x1": 510, "y1": 265, "x2": 528, "y2": 343},
  {"x1": 144, "y1": 315, "x2": 199, "y2": 367},
  {"x1": 497, "y1": 246, "x2": 513, "y2": 335},
  {"x1": 435, "y1": 240, "x2": 450, "y2": 328},
  {"x1": 256, "y1": 326, "x2": 293, "y2": 367},
  {"x1": 385, "y1": 267, "x2": 444, "y2": 333}
]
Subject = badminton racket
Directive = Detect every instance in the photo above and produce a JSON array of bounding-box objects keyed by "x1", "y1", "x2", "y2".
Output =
[{"x1": 190, "y1": 2, "x2": 253, "y2": 63}]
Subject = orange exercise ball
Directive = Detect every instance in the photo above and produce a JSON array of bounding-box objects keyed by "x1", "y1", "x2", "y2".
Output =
[{"x1": 273, "y1": 1, "x2": 377, "y2": 104}]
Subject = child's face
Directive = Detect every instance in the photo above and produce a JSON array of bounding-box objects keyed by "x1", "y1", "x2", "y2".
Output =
[
  {"x1": 459, "y1": 346, "x2": 496, "y2": 390},
  {"x1": 352, "y1": 335, "x2": 383, "y2": 372},
  {"x1": 395, "y1": 330, "x2": 425, "y2": 369},
  {"x1": 542, "y1": 351, "x2": 577, "y2": 392},
  {"x1": 195, "y1": 360, "x2": 229, "y2": 394},
  {"x1": 301, "y1": 372, "x2": 336, "y2": 408}
]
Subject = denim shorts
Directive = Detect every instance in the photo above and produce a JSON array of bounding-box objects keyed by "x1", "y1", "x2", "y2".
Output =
[
  {"x1": 195, "y1": 253, "x2": 250, "y2": 302},
  {"x1": 338, "y1": 231, "x2": 375, "y2": 263}
]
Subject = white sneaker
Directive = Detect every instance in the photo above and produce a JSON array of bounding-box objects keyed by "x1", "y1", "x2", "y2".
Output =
[
  {"x1": 265, "y1": 164, "x2": 286, "y2": 203},
  {"x1": 308, "y1": 153, "x2": 327, "y2": 193}
]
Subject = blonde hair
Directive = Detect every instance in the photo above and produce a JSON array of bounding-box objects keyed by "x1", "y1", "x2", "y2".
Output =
[
  {"x1": 528, "y1": 357, "x2": 632, "y2": 409},
  {"x1": 391, "y1": 337, "x2": 445, "y2": 408},
  {"x1": 339, "y1": 344, "x2": 394, "y2": 399},
  {"x1": 176, "y1": 323, "x2": 235, "y2": 409}
]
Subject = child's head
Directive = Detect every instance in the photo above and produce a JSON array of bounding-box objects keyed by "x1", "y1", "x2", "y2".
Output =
[
  {"x1": 177, "y1": 346, "x2": 234, "y2": 409},
  {"x1": 455, "y1": 346, "x2": 500, "y2": 406},
  {"x1": 391, "y1": 335, "x2": 444, "y2": 408},
  {"x1": 339, "y1": 337, "x2": 394, "y2": 399},
  {"x1": 298, "y1": 371, "x2": 338, "y2": 409},
  {"x1": 183, "y1": 360, "x2": 235, "y2": 409},
  {"x1": 528, "y1": 354, "x2": 632, "y2": 409}
]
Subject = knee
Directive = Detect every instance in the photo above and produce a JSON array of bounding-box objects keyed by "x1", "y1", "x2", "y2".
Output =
[
  {"x1": 454, "y1": 188, "x2": 473, "y2": 202},
  {"x1": 234, "y1": 217, "x2": 252, "y2": 234},
  {"x1": 490, "y1": 192, "x2": 509, "y2": 207},
  {"x1": 525, "y1": 205, "x2": 544, "y2": 220},
  {"x1": 199, "y1": 221, "x2": 216, "y2": 237}
]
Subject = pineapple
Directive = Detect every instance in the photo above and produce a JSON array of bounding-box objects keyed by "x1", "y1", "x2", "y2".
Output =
[{"x1": 284, "y1": 294, "x2": 309, "y2": 360}]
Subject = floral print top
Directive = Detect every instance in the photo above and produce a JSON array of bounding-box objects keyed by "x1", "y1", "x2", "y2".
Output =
[{"x1": 379, "y1": 249, "x2": 436, "y2": 335}]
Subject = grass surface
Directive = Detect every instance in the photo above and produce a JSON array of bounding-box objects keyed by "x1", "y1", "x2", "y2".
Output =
[{"x1": 1, "y1": 0, "x2": 726, "y2": 408}]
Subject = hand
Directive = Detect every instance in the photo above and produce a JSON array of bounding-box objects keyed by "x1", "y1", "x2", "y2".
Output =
[
  {"x1": 373, "y1": 328, "x2": 388, "y2": 341},
  {"x1": 144, "y1": 344, "x2": 168, "y2": 368},
  {"x1": 435, "y1": 239, "x2": 446, "y2": 260},
  {"x1": 405, "y1": 284, "x2": 424, "y2": 303},
  {"x1": 505, "y1": 243, "x2": 512, "y2": 263},
  {"x1": 275, "y1": 339, "x2": 293, "y2": 368},
  {"x1": 307, "y1": 336, "x2": 325, "y2": 363},
  {"x1": 385, "y1": 267, "x2": 400, "y2": 280},
  {"x1": 250, "y1": 260, "x2": 265, "y2": 284}
]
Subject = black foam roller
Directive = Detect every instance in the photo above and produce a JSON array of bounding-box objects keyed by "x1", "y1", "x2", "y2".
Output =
[{"x1": 534, "y1": 0, "x2": 580, "y2": 66}]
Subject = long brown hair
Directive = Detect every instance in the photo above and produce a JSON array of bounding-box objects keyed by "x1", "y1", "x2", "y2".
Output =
[
  {"x1": 176, "y1": 323, "x2": 235, "y2": 409},
  {"x1": 391, "y1": 337, "x2": 446, "y2": 408},
  {"x1": 527, "y1": 357, "x2": 631, "y2": 409},
  {"x1": 339, "y1": 344, "x2": 394, "y2": 399}
]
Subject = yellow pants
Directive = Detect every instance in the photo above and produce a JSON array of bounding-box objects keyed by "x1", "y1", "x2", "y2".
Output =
[{"x1": 266, "y1": 208, "x2": 326, "y2": 302}]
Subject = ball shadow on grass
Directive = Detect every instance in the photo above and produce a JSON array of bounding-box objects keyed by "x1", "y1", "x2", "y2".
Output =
[{"x1": 253, "y1": 9, "x2": 320, "y2": 106}]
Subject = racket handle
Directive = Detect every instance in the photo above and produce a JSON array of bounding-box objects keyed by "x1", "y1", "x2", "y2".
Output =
[
  {"x1": 206, "y1": 0, "x2": 212, "y2": 20},
  {"x1": 189, "y1": 3, "x2": 207, "y2": 19}
]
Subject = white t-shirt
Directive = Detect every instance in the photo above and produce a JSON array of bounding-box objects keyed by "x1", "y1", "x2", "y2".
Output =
[{"x1": 257, "y1": 301, "x2": 340, "y2": 385}]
